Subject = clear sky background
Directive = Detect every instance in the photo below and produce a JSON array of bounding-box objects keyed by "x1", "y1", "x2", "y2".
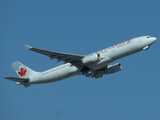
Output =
[{"x1": 1, "y1": 0, "x2": 160, "y2": 120}]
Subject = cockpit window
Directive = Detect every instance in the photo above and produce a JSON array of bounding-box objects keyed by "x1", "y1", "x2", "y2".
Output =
[{"x1": 147, "y1": 36, "x2": 151, "y2": 38}]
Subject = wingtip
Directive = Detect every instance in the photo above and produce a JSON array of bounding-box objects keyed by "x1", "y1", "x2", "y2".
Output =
[
  {"x1": 4, "y1": 77, "x2": 8, "y2": 79},
  {"x1": 25, "y1": 45, "x2": 33, "y2": 49}
]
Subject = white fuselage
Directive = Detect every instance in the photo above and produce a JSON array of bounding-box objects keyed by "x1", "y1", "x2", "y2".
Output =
[{"x1": 29, "y1": 36, "x2": 156, "y2": 84}]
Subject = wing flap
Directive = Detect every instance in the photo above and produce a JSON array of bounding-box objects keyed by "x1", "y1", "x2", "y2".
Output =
[{"x1": 4, "y1": 77, "x2": 29, "y2": 82}]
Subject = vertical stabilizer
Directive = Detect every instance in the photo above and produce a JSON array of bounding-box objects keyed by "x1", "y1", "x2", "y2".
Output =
[{"x1": 11, "y1": 61, "x2": 38, "y2": 78}]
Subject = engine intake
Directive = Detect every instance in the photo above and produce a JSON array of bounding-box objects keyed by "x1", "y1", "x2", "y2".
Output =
[
  {"x1": 84, "y1": 70, "x2": 95, "y2": 77},
  {"x1": 105, "y1": 63, "x2": 122, "y2": 74},
  {"x1": 81, "y1": 66, "x2": 95, "y2": 77}
]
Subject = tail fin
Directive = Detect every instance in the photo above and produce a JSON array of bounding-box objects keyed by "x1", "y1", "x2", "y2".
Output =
[{"x1": 11, "y1": 61, "x2": 38, "y2": 79}]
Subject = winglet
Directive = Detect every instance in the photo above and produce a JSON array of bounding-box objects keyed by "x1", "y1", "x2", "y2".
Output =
[{"x1": 25, "y1": 45, "x2": 33, "y2": 50}]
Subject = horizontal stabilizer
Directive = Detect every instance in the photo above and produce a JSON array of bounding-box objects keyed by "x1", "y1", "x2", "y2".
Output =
[{"x1": 4, "y1": 77, "x2": 29, "y2": 82}]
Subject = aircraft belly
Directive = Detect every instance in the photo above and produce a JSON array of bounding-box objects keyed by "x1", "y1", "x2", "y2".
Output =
[
  {"x1": 46, "y1": 68, "x2": 72, "y2": 82},
  {"x1": 31, "y1": 65, "x2": 74, "y2": 84}
]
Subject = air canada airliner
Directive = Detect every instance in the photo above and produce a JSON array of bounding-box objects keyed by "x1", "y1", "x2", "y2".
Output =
[{"x1": 5, "y1": 36, "x2": 156, "y2": 87}]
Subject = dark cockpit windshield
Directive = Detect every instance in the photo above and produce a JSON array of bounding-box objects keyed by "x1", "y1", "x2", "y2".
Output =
[{"x1": 147, "y1": 36, "x2": 151, "y2": 38}]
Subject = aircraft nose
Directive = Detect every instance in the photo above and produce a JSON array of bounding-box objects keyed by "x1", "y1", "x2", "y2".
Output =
[
  {"x1": 152, "y1": 37, "x2": 157, "y2": 42},
  {"x1": 149, "y1": 37, "x2": 157, "y2": 45},
  {"x1": 150, "y1": 37, "x2": 157, "y2": 45}
]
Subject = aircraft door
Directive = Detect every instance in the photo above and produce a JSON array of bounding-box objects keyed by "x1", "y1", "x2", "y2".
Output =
[
  {"x1": 136, "y1": 39, "x2": 139, "y2": 48},
  {"x1": 111, "y1": 47, "x2": 115, "y2": 52},
  {"x1": 38, "y1": 74, "x2": 42, "y2": 80},
  {"x1": 136, "y1": 37, "x2": 143, "y2": 48},
  {"x1": 138, "y1": 37, "x2": 142, "y2": 43}
]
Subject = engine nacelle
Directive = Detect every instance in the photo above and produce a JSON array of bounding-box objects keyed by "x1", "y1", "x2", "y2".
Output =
[
  {"x1": 105, "y1": 63, "x2": 122, "y2": 74},
  {"x1": 82, "y1": 54, "x2": 100, "y2": 65}
]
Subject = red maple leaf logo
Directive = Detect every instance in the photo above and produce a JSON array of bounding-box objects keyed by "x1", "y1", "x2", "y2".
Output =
[{"x1": 18, "y1": 68, "x2": 27, "y2": 77}]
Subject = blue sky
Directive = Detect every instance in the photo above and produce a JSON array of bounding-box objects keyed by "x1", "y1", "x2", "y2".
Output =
[{"x1": 1, "y1": 0, "x2": 160, "y2": 120}]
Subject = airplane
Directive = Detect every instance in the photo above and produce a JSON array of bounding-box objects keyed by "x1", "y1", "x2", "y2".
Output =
[{"x1": 4, "y1": 35, "x2": 157, "y2": 87}]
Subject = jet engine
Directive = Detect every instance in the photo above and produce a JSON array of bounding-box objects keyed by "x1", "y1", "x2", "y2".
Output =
[
  {"x1": 105, "y1": 63, "x2": 122, "y2": 74},
  {"x1": 84, "y1": 70, "x2": 95, "y2": 77},
  {"x1": 81, "y1": 66, "x2": 95, "y2": 77},
  {"x1": 82, "y1": 54, "x2": 100, "y2": 65}
]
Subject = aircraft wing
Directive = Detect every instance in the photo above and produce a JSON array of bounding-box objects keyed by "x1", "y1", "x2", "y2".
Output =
[{"x1": 25, "y1": 45, "x2": 85, "y2": 68}]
